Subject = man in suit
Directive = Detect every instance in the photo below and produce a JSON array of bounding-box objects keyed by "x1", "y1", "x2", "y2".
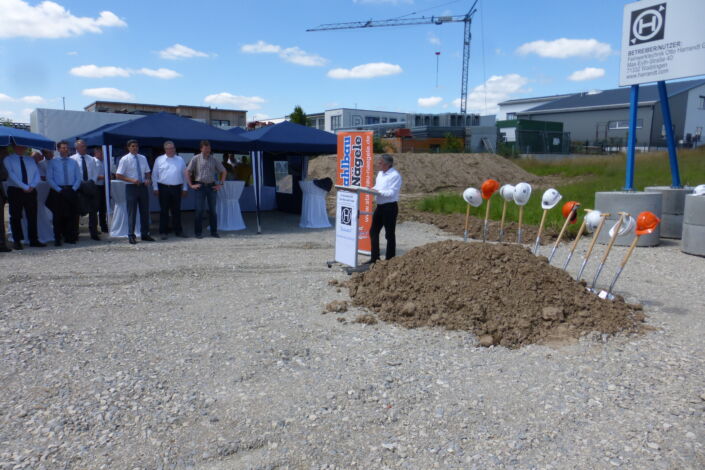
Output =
[
  {"x1": 46, "y1": 141, "x2": 81, "y2": 246},
  {"x1": 116, "y1": 139, "x2": 154, "y2": 244},
  {"x1": 71, "y1": 139, "x2": 101, "y2": 240},
  {"x1": 3, "y1": 144, "x2": 45, "y2": 249}
]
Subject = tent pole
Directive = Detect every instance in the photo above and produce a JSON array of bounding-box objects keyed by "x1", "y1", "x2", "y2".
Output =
[
  {"x1": 103, "y1": 145, "x2": 112, "y2": 224},
  {"x1": 251, "y1": 150, "x2": 261, "y2": 234}
]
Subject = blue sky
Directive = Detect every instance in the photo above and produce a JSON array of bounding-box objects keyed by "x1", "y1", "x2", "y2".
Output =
[{"x1": 0, "y1": 0, "x2": 632, "y2": 124}]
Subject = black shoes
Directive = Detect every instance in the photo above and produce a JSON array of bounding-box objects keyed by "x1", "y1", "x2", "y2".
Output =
[
  {"x1": 91, "y1": 234, "x2": 101, "y2": 241},
  {"x1": 128, "y1": 235, "x2": 137, "y2": 244},
  {"x1": 211, "y1": 233, "x2": 220, "y2": 238},
  {"x1": 195, "y1": 234, "x2": 203, "y2": 239},
  {"x1": 13, "y1": 242, "x2": 23, "y2": 250},
  {"x1": 54, "y1": 240, "x2": 62, "y2": 247},
  {"x1": 29, "y1": 241, "x2": 46, "y2": 247},
  {"x1": 0, "y1": 245, "x2": 11, "y2": 252},
  {"x1": 160, "y1": 234, "x2": 168, "y2": 240},
  {"x1": 177, "y1": 233, "x2": 188, "y2": 238},
  {"x1": 141, "y1": 235, "x2": 156, "y2": 242}
]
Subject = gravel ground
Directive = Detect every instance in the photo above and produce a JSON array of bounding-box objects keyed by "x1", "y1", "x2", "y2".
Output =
[{"x1": 1, "y1": 212, "x2": 704, "y2": 470}]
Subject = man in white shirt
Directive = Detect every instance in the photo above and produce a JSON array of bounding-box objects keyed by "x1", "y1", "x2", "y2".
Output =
[
  {"x1": 152, "y1": 140, "x2": 188, "y2": 240},
  {"x1": 369, "y1": 154, "x2": 402, "y2": 263},
  {"x1": 71, "y1": 139, "x2": 101, "y2": 240},
  {"x1": 3, "y1": 144, "x2": 45, "y2": 249},
  {"x1": 116, "y1": 139, "x2": 154, "y2": 245}
]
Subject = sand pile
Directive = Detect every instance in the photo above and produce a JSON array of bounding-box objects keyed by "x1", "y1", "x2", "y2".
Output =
[
  {"x1": 307, "y1": 153, "x2": 545, "y2": 194},
  {"x1": 348, "y1": 241, "x2": 645, "y2": 348}
]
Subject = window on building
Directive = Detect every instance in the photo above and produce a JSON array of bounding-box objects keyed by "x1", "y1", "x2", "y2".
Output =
[
  {"x1": 609, "y1": 119, "x2": 642, "y2": 130},
  {"x1": 331, "y1": 115, "x2": 341, "y2": 129},
  {"x1": 506, "y1": 113, "x2": 517, "y2": 120},
  {"x1": 211, "y1": 119, "x2": 230, "y2": 127},
  {"x1": 365, "y1": 116, "x2": 380, "y2": 125},
  {"x1": 432, "y1": 116, "x2": 439, "y2": 126},
  {"x1": 390, "y1": 118, "x2": 397, "y2": 123},
  {"x1": 699, "y1": 96, "x2": 705, "y2": 109},
  {"x1": 381, "y1": 117, "x2": 388, "y2": 123}
]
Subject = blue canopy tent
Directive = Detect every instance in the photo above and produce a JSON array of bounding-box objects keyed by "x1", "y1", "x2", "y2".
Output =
[
  {"x1": 0, "y1": 126, "x2": 54, "y2": 149},
  {"x1": 227, "y1": 127, "x2": 246, "y2": 135},
  {"x1": 240, "y1": 121, "x2": 337, "y2": 233}
]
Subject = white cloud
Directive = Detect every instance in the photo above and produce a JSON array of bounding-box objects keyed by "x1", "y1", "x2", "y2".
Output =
[
  {"x1": 0, "y1": 0, "x2": 126, "y2": 39},
  {"x1": 70, "y1": 64, "x2": 180, "y2": 79},
  {"x1": 66, "y1": 51, "x2": 78, "y2": 56},
  {"x1": 204, "y1": 92, "x2": 265, "y2": 110},
  {"x1": 82, "y1": 87, "x2": 134, "y2": 101},
  {"x1": 327, "y1": 62, "x2": 402, "y2": 79},
  {"x1": 0, "y1": 110, "x2": 14, "y2": 118},
  {"x1": 70, "y1": 64, "x2": 130, "y2": 78},
  {"x1": 568, "y1": 67, "x2": 605, "y2": 81},
  {"x1": 516, "y1": 38, "x2": 612, "y2": 59},
  {"x1": 417, "y1": 96, "x2": 443, "y2": 107},
  {"x1": 452, "y1": 73, "x2": 529, "y2": 114},
  {"x1": 158, "y1": 43, "x2": 210, "y2": 60},
  {"x1": 19, "y1": 95, "x2": 44, "y2": 104},
  {"x1": 137, "y1": 68, "x2": 181, "y2": 79},
  {"x1": 241, "y1": 40, "x2": 327, "y2": 67},
  {"x1": 428, "y1": 32, "x2": 441, "y2": 46},
  {"x1": 0, "y1": 93, "x2": 13, "y2": 102}
]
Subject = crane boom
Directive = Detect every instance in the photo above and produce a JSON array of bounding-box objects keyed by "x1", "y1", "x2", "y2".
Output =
[{"x1": 308, "y1": 1, "x2": 478, "y2": 115}]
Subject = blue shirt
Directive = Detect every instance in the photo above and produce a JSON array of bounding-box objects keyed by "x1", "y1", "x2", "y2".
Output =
[
  {"x1": 3, "y1": 153, "x2": 40, "y2": 191},
  {"x1": 47, "y1": 156, "x2": 81, "y2": 192}
]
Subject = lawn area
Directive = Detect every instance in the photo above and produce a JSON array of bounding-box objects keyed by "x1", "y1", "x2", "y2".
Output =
[{"x1": 417, "y1": 147, "x2": 705, "y2": 234}]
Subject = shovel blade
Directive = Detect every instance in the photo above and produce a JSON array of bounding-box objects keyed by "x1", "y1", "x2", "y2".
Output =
[
  {"x1": 498, "y1": 229, "x2": 504, "y2": 243},
  {"x1": 607, "y1": 266, "x2": 625, "y2": 294},
  {"x1": 591, "y1": 263, "x2": 605, "y2": 289},
  {"x1": 562, "y1": 251, "x2": 574, "y2": 270},
  {"x1": 576, "y1": 258, "x2": 588, "y2": 280},
  {"x1": 463, "y1": 230, "x2": 468, "y2": 242},
  {"x1": 547, "y1": 245, "x2": 558, "y2": 263}
]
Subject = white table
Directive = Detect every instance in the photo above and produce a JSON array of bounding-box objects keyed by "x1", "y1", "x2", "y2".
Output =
[
  {"x1": 299, "y1": 180, "x2": 332, "y2": 229},
  {"x1": 5, "y1": 181, "x2": 54, "y2": 243},
  {"x1": 216, "y1": 181, "x2": 246, "y2": 231},
  {"x1": 110, "y1": 180, "x2": 140, "y2": 237}
]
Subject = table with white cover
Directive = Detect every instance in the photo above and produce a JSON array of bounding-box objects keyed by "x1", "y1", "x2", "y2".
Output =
[
  {"x1": 215, "y1": 180, "x2": 246, "y2": 231},
  {"x1": 298, "y1": 179, "x2": 332, "y2": 229},
  {"x1": 109, "y1": 180, "x2": 140, "y2": 237}
]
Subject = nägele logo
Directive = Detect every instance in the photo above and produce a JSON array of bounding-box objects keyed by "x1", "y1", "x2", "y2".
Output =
[
  {"x1": 338, "y1": 135, "x2": 364, "y2": 186},
  {"x1": 630, "y1": 3, "x2": 666, "y2": 46}
]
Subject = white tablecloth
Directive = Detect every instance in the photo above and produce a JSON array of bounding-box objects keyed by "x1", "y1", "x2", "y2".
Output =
[
  {"x1": 5, "y1": 181, "x2": 54, "y2": 243},
  {"x1": 299, "y1": 180, "x2": 331, "y2": 229},
  {"x1": 215, "y1": 181, "x2": 246, "y2": 231},
  {"x1": 110, "y1": 180, "x2": 140, "y2": 237}
]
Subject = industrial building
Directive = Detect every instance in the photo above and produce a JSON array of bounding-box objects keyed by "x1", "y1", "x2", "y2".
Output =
[
  {"x1": 514, "y1": 79, "x2": 705, "y2": 149},
  {"x1": 84, "y1": 101, "x2": 247, "y2": 129}
]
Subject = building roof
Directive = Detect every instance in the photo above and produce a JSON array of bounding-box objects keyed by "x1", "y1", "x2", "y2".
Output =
[
  {"x1": 84, "y1": 100, "x2": 245, "y2": 113},
  {"x1": 522, "y1": 79, "x2": 705, "y2": 115},
  {"x1": 498, "y1": 93, "x2": 576, "y2": 106}
]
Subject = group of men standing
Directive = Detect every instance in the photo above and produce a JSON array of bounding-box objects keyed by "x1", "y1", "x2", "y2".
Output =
[{"x1": 1, "y1": 138, "x2": 227, "y2": 250}]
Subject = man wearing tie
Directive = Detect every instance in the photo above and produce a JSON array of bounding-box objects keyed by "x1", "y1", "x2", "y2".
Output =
[
  {"x1": 71, "y1": 139, "x2": 101, "y2": 241},
  {"x1": 3, "y1": 144, "x2": 45, "y2": 250},
  {"x1": 116, "y1": 139, "x2": 154, "y2": 244},
  {"x1": 152, "y1": 140, "x2": 188, "y2": 239},
  {"x1": 46, "y1": 141, "x2": 81, "y2": 246}
]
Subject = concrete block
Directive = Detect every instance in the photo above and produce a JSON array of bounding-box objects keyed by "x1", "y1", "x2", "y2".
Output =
[
  {"x1": 681, "y1": 223, "x2": 705, "y2": 257},
  {"x1": 683, "y1": 195, "x2": 705, "y2": 226},
  {"x1": 644, "y1": 186, "x2": 693, "y2": 215},
  {"x1": 660, "y1": 213, "x2": 683, "y2": 239},
  {"x1": 595, "y1": 191, "x2": 661, "y2": 246}
]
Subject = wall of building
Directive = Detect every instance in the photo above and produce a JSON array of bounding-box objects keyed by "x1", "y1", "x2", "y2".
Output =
[
  {"x1": 85, "y1": 101, "x2": 246, "y2": 129},
  {"x1": 683, "y1": 83, "x2": 705, "y2": 146},
  {"x1": 31, "y1": 108, "x2": 141, "y2": 142},
  {"x1": 325, "y1": 108, "x2": 407, "y2": 132}
]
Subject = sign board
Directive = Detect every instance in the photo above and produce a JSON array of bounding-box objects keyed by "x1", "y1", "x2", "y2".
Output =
[
  {"x1": 334, "y1": 190, "x2": 359, "y2": 267},
  {"x1": 336, "y1": 131, "x2": 374, "y2": 253},
  {"x1": 620, "y1": 0, "x2": 705, "y2": 86}
]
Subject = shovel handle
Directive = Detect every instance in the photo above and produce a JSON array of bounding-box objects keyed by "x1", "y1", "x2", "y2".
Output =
[
  {"x1": 619, "y1": 236, "x2": 640, "y2": 269},
  {"x1": 600, "y1": 215, "x2": 624, "y2": 264},
  {"x1": 568, "y1": 218, "x2": 588, "y2": 256},
  {"x1": 583, "y1": 215, "x2": 608, "y2": 260},
  {"x1": 552, "y1": 206, "x2": 578, "y2": 252},
  {"x1": 499, "y1": 200, "x2": 507, "y2": 232},
  {"x1": 464, "y1": 204, "x2": 470, "y2": 235}
]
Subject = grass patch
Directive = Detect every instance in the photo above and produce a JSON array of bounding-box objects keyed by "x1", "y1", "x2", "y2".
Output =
[{"x1": 417, "y1": 148, "x2": 705, "y2": 234}]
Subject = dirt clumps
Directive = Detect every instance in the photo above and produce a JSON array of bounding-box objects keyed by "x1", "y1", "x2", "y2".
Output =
[
  {"x1": 324, "y1": 301, "x2": 349, "y2": 313},
  {"x1": 347, "y1": 241, "x2": 645, "y2": 348}
]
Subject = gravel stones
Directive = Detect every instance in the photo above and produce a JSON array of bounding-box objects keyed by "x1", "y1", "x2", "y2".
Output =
[{"x1": 348, "y1": 240, "x2": 645, "y2": 348}]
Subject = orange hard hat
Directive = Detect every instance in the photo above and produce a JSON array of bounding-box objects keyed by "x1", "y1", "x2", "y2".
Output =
[
  {"x1": 561, "y1": 201, "x2": 580, "y2": 224},
  {"x1": 635, "y1": 211, "x2": 661, "y2": 235},
  {"x1": 481, "y1": 179, "x2": 500, "y2": 200}
]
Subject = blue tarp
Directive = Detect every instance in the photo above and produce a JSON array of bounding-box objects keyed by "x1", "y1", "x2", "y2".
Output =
[
  {"x1": 0, "y1": 126, "x2": 54, "y2": 149},
  {"x1": 227, "y1": 127, "x2": 245, "y2": 134},
  {"x1": 77, "y1": 112, "x2": 250, "y2": 152},
  {"x1": 243, "y1": 121, "x2": 337, "y2": 154}
]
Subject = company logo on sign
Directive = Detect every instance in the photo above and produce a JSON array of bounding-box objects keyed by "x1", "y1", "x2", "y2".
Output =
[
  {"x1": 340, "y1": 206, "x2": 352, "y2": 226},
  {"x1": 630, "y1": 3, "x2": 666, "y2": 45},
  {"x1": 339, "y1": 135, "x2": 364, "y2": 186}
]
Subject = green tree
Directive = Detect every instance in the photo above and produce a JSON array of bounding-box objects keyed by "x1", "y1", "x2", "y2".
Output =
[
  {"x1": 289, "y1": 105, "x2": 308, "y2": 125},
  {"x1": 441, "y1": 132, "x2": 463, "y2": 153},
  {"x1": 0, "y1": 117, "x2": 14, "y2": 127},
  {"x1": 373, "y1": 136, "x2": 386, "y2": 153}
]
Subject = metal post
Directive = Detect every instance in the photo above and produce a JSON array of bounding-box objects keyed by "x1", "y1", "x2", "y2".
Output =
[
  {"x1": 624, "y1": 84, "x2": 639, "y2": 191},
  {"x1": 657, "y1": 80, "x2": 682, "y2": 188}
]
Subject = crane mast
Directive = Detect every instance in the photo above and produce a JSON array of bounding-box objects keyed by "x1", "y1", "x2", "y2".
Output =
[{"x1": 307, "y1": 1, "x2": 478, "y2": 116}]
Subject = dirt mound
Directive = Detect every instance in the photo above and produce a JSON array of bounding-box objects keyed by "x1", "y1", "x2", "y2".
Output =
[
  {"x1": 307, "y1": 153, "x2": 544, "y2": 194},
  {"x1": 347, "y1": 241, "x2": 645, "y2": 348}
]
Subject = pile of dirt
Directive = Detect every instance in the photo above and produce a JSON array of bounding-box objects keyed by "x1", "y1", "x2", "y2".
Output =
[
  {"x1": 307, "y1": 153, "x2": 546, "y2": 194},
  {"x1": 347, "y1": 241, "x2": 645, "y2": 348}
]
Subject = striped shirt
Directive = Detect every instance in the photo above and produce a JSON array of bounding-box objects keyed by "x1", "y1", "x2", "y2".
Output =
[{"x1": 186, "y1": 153, "x2": 225, "y2": 184}]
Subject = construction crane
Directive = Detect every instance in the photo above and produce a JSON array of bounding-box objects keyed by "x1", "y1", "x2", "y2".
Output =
[{"x1": 307, "y1": 0, "x2": 479, "y2": 116}]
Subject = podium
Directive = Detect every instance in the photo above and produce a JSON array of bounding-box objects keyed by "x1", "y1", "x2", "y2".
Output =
[{"x1": 329, "y1": 185, "x2": 379, "y2": 273}]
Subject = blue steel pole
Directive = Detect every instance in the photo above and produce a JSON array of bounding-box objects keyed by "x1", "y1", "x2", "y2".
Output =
[
  {"x1": 657, "y1": 80, "x2": 682, "y2": 188},
  {"x1": 624, "y1": 84, "x2": 639, "y2": 191}
]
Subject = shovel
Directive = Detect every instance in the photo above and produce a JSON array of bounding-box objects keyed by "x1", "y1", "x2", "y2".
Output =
[
  {"x1": 517, "y1": 206, "x2": 524, "y2": 244},
  {"x1": 604, "y1": 236, "x2": 639, "y2": 296},
  {"x1": 482, "y1": 197, "x2": 492, "y2": 243},
  {"x1": 463, "y1": 204, "x2": 470, "y2": 242},
  {"x1": 548, "y1": 203, "x2": 580, "y2": 263},
  {"x1": 498, "y1": 199, "x2": 508, "y2": 242},
  {"x1": 533, "y1": 209, "x2": 549, "y2": 254},
  {"x1": 590, "y1": 212, "x2": 629, "y2": 290},
  {"x1": 576, "y1": 212, "x2": 609, "y2": 280},
  {"x1": 562, "y1": 209, "x2": 592, "y2": 270}
]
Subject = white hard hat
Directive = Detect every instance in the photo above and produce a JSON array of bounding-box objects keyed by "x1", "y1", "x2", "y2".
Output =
[
  {"x1": 462, "y1": 187, "x2": 482, "y2": 207},
  {"x1": 513, "y1": 182, "x2": 532, "y2": 206},
  {"x1": 609, "y1": 215, "x2": 635, "y2": 238},
  {"x1": 499, "y1": 184, "x2": 515, "y2": 202},
  {"x1": 541, "y1": 188, "x2": 563, "y2": 210},
  {"x1": 585, "y1": 210, "x2": 603, "y2": 233},
  {"x1": 693, "y1": 184, "x2": 705, "y2": 196}
]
